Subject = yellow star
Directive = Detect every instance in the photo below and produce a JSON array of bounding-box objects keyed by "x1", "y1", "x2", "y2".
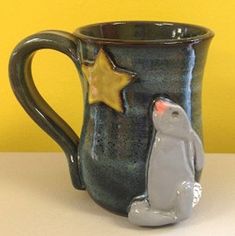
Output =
[{"x1": 82, "y1": 49, "x2": 135, "y2": 113}]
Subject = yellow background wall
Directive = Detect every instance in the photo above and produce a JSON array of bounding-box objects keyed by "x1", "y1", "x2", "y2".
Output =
[{"x1": 0, "y1": 0, "x2": 235, "y2": 152}]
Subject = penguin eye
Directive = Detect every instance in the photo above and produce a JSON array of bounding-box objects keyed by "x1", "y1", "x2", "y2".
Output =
[{"x1": 171, "y1": 111, "x2": 179, "y2": 118}]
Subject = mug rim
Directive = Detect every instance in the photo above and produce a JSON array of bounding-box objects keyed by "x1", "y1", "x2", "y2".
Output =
[{"x1": 75, "y1": 21, "x2": 214, "y2": 45}]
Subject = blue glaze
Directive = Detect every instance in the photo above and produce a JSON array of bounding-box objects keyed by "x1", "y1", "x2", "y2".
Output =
[
  {"x1": 183, "y1": 44, "x2": 195, "y2": 121},
  {"x1": 79, "y1": 40, "x2": 212, "y2": 214},
  {"x1": 9, "y1": 21, "x2": 214, "y2": 215}
]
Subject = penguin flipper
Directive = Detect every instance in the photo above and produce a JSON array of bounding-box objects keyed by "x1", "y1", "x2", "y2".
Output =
[{"x1": 191, "y1": 130, "x2": 205, "y2": 182}]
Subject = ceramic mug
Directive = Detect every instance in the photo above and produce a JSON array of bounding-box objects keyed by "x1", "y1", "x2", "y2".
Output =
[{"x1": 9, "y1": 21, "x2": 213, "y2": 216}]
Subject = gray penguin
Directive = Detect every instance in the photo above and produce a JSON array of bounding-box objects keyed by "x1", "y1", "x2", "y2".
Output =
[{"x1": 128, "y1": 98, "x2": 204, "y2": 227}]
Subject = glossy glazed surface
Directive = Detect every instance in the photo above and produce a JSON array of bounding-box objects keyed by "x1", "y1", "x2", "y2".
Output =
[
  {"x1": 82, "y1": 48, "x2": 135, "y2": 113},
  {"x1": 75, "y1": 21, "x2": 213, "y2": 44},
  {"x1": 128, "y1": 99, "x2": 204, "y2": 226},
  {"x1": 78, "y1": 24, "x2": 212, "y2": 214},
  {"x1": 9, "y1": 22, "x2": 213, "y2": 215}
]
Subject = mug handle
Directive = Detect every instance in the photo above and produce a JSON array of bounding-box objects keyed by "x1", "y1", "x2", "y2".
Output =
[{"x1": 9, "y1": 30, "x2": 85, "y2": 190}]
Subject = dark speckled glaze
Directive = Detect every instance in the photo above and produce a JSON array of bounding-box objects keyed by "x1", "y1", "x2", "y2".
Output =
[{"x1": 9, "y1": 21, "x2": 214, "y2": 215}]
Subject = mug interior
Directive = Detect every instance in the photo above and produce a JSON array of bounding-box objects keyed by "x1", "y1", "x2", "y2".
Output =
[{"x1": 76, "y1": 21, "x2": 214, "y2": 44}]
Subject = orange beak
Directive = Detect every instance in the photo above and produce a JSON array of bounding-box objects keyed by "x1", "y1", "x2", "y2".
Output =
[{"x1": 155, "y1": 100, "x2": 168, "y2": 114}]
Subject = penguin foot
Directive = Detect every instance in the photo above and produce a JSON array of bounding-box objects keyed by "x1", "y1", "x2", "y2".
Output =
[{"x1": 128, "y1": 199, "x2": 177, "y2": 227}]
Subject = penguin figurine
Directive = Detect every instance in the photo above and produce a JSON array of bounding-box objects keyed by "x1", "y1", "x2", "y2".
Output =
[{"x1": 128, "y1": 98, "x2": 204, "y2": 227}]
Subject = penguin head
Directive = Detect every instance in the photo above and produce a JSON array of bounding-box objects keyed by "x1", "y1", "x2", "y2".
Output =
[{"x1": 152, "y1": 98, "x2": 191, "y2": 138}]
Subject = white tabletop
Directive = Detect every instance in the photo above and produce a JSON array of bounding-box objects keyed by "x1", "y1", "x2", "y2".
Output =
[{"x1": 0, "y1": 153, "x2": 234, "y2": 236}]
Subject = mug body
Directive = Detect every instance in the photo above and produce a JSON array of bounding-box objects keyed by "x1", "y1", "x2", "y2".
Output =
[{"x1": 76, "y1": 22, "x2": 213, "y2": 214}]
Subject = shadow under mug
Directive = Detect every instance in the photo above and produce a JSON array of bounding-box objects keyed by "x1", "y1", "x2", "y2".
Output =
[{"x1": 9, "y1": 21, "x2": 214, "y2": 215}]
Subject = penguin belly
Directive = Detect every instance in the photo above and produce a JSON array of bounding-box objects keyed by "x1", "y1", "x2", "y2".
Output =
[{"x1": 147, "y1": 134, "x2": 194, "y2": 211}]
